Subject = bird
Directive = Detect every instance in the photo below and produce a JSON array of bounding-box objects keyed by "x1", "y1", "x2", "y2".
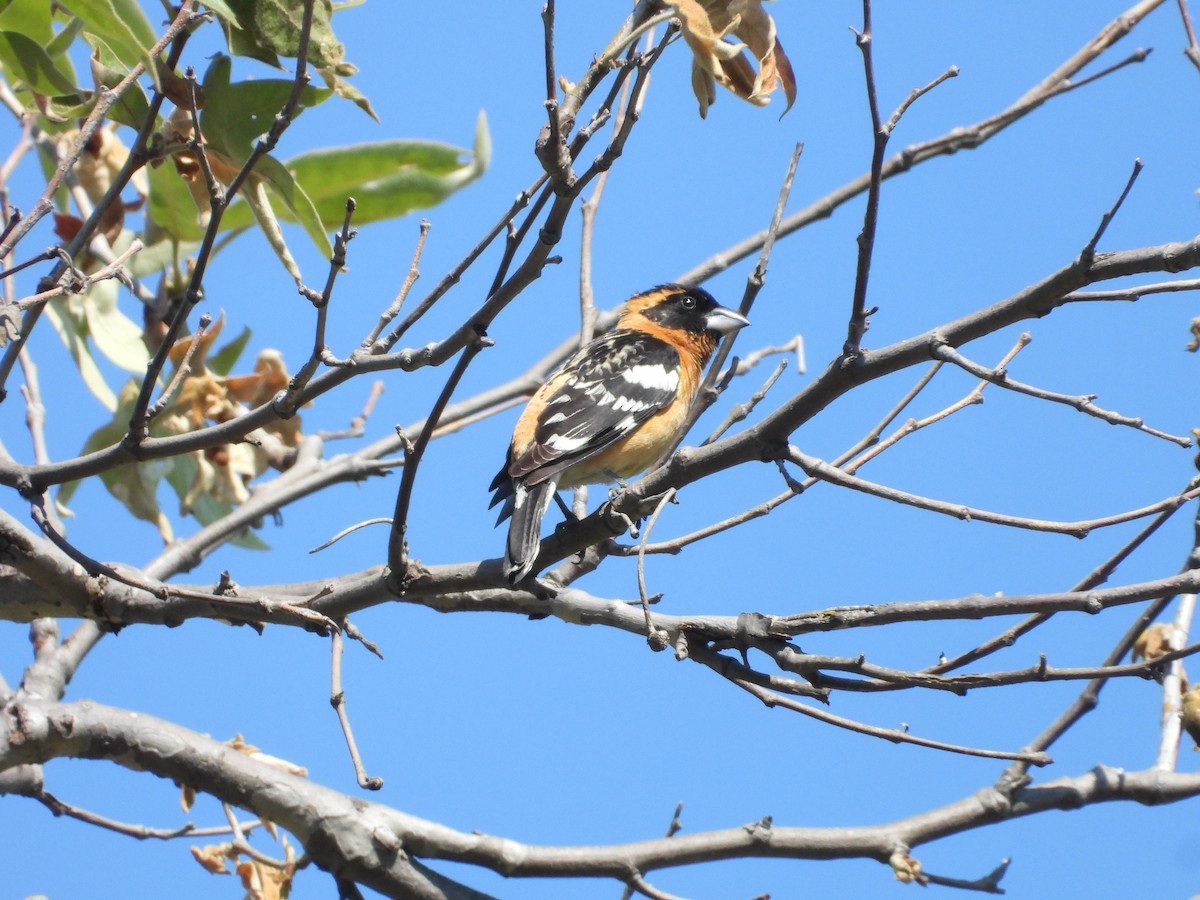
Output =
[{"x1": 489, "y1": 283, "x2": 750, "y2": 582}]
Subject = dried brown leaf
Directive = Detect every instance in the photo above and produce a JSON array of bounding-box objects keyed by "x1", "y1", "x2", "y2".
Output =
[
  {"x1": 1132, "y1": 623, "x2": 1174, "y2": 663},
  {"x1": 238, "y1": 860, "x2": 293, "y2": 900},
  {"x1": 671, "y1": 0, "x2": 796, "y2": 117},
  {"x1": 191, "y1": 842, "x2": 234, "y2": 875}
]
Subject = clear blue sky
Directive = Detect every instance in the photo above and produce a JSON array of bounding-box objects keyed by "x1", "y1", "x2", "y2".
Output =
[{"x1": 3, "y1": 2, "x2": 1199, "y2": 898}]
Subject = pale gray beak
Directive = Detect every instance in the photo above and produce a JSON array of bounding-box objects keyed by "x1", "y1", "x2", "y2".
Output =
[{"x1": 705, "y1": 306, "x2": 751, "y2": 334}]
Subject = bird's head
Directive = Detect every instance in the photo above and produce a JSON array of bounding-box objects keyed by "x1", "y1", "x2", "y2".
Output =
[{"x1": 619, "y1": 284, "x2": 750, "y2": 338}]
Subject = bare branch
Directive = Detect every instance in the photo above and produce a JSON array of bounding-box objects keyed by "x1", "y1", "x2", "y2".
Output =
[
  {"x1": 1177, "y1": 0, "x2": 1200, "y2": 71},
  {"x1": 929, "y1": 484, "x2": 1193, "y2": 676},
  {"x1": 931, "y1": 340, "x2": 1191, "y2": 446},
  {"x1": 388, "y1": 335, "x2": 494, "y2": 586},
  {"x1": 330, "y1": 627, "x2": 383, "y2": 791},
  {"x1": 680, "y1": 1, "x2": 1164, "y2": 289},
  {"x1": 1081, "y1": 157, "x2": 1144, "y2": 264},
  {"x1": 33, "y1": 790, "x2": 266, "y2": 842},
  {"x1": 12, "y1": 699, "x2": 1200, "y2": 891},
  {"x1": 785, "y1": 445, "x2": 1200, "y2": 538},
  {"x1": 363, "y1": 221, "x2": 430, "y2": 349}
]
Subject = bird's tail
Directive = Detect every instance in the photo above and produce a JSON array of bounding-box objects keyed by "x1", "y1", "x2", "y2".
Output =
[{"x1": 504, "y1": 479, "x2": 557, "y2": 583}]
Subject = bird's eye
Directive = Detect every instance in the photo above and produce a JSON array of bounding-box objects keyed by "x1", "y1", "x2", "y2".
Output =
[{"x1": 679, "y1": 295, "x2": 696, "y2": 310}]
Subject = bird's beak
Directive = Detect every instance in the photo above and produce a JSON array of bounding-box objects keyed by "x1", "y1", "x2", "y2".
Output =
[{"x1": 704, "y1": 306, "x2": 751, "y2": 334}]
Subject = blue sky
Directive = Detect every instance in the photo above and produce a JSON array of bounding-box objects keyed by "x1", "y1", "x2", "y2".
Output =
[{"x1": 3, "y1": 2, "x2": 1199, "y2": 898}]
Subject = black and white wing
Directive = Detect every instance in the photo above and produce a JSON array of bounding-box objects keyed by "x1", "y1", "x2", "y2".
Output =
[{"x1": 511, "y1": 329, "x2": 681, "y2": 485}]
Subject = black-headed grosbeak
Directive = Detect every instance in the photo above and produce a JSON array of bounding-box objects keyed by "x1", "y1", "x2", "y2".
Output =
[{"x1": 489, "y1": 284, "x2": 749, "y2": 582}]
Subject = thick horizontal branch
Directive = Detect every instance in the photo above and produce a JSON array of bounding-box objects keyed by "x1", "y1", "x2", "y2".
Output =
[
  {"x1": 6, "y1": 698, "x2": 1200, "y2": 895},
  {"x1": 9, "y1": 506, "x2": 1200, "y2": 650}
]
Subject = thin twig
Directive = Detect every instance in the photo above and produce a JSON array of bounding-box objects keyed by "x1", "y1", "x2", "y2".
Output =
[
  {"x1": 184, "y1": 67, "x2": 225, "y2": 208},
  {"x1": 288, "y1": 199, "x2": 358, "y2": 398},
  {"x1": 1081, "y1": 157, "x2": 1144, "y2": 264},
  {"x1": 36, "y1": 791, "x2": 266, "y2": 841},
  {"x1": 844, "y1": 29, "x2": 957, "y2": 361},
  {"x1": 1064, "y1": 277, "x2": 1200, "y2": 302},
  {"x1": 572, "y1": 27, "x2": 676, "y2": 194},
  {"x1": 374, "y1": 175, "x2": 547, "y2": 352},
  {"x1": 843, "y1": 2, "x2": 884, "y2": 361},
  {"x1": 363, "y1": 220, "x2": 429, "y2": 348},
  {"x1": 387, "y1": 336, "x2": 494, "y2": 588},
  {"x1": 11, "y1": 240, "x2": 144, "y2": 312},
  {"x1": 703, "y1": 359, "x2": 788, "y2": 445},
  {"x1": 637, "y1": 489, "x2": 676, "y2": 651},
  {"x1": 1177, "y1": 0, "x2": 1200, "y2": 71},
  {"x1": 927, "y1": 482, "x2": 1192, "y2": 676},
  {"x1": 309, "y1": 518, "x2": 393, "y2": 554},
  {"x1": 317, "y1": 381, "x2": 385, "y2": 441},
  {"x1": 536, "y1": 0, "x2": 572, "y2": 187},
  {"x1": 222, "y1": 803, "x2": 295, "y2": 868},
  {"x1": 690, "y1": 645, "x2": 1052, "y2": 764},
  {"x1": 659, "y1": 143, "x2": 803, "y2": 466},
  {"x1": 146, "y1": 312, "x2": 213, "y2": 423},
  {"x1": 787, "y1": 445, "x2": 1200, "y2": 537},
  {"x1": 932, "y1": 340, "x2": 1191, "y2": 446},
  {"x1": 330, "y1": 626, "x2": 383, "y2": 790},
  {"x1": 18, "y1": 351, "x2": 52, "y2": 470},
  {"x1": 921, "y1": 858, "x2": 1010, "y2": 895},
  {"x1": 618, "y1": 803, "x2": 685, "y2": 900}
]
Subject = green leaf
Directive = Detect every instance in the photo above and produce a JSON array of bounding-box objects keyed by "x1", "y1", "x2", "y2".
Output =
[
  {"x1": 0, "y1": 29, "x2": 79, "y2": 95},
  {"x1": 0, "y1": 0, "x2": 53, "y2": 44},
  {"x1": 250, "y1": 152, "x2": 333, "y2": 262},
  {"x1": 88, "y1": 34, "x2": 150, "y2": 130},
  {"x1": 200, "y1": 55, "x2": 330, "y2": 161},
  {"x1": 207, "y1": 0, "x2": 374, "y2": 117},
  {"x1": 55, "y1": 0, "x2": 157, "y2": 72},
  {"x1": 46, "y1": 16, "x2": 84, "y2": 67},
  {"x1": 44, "y1": 296, "x2": 117, "y2": 411},
  {"x1": 241, "y1": 176, "x2": 304, "y2": 283},
  {"x1": 39, "y1": 92, "x2": 93, "y2": 124},
  {"x1": 197, "y1": 54, "x2": 334, "y2": 265},
  {"x1": 209, "y1": 325, "x2": 252, "y2": 376},
  {"x1": 202, "y1": 0, "x2": 285, "y2": 69},
  {"x1": 58, "y1": 379, "x2": 173, "y2": 542},
  {"x1": 198, "y1": 0, "x2": 242, "y2": 25},
  {"x1": 221, "y1": 111, "x2": 491, "y2": 231},
  {"x1": 80, "y1": 272, "x2": 151, "y2": 373},
  {"x1": 316, "y1": 64, "x2": 375, "y2": 121},
  {"x1": 126, "y1": 236, "x2": 195, "y2": 280},
  {"x1": 146, "y1": 159, "x2": 209, "y2": 244}
]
